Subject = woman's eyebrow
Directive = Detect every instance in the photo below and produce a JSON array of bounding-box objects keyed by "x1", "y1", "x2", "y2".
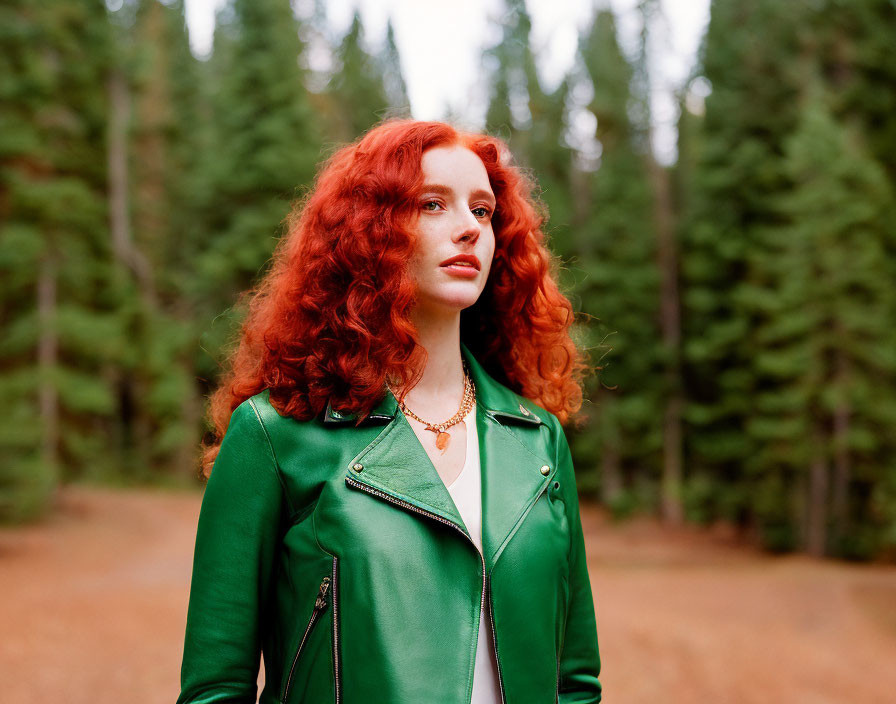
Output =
[{"x1": 422, "y1": 183, "x2": 496, "y2": 206}]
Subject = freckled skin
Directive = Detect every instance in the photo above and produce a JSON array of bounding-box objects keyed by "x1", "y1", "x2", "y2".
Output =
[{"x1": 408, "y1": 146, "x2": 497, "y2": 316}]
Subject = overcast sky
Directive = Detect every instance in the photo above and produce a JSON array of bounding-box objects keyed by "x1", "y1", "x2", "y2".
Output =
[{"x1": 183, "y1": 0, "x2": 710, "y2": 164}]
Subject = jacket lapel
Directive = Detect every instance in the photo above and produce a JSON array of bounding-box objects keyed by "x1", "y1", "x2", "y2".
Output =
[
  {"x1": 345, "y1": 402, "x2": 470, "y2": 532},
  {"x1": 339, "y1": 342, "x2": 556, "y2": 570},
  {"x1": 462, "y1": 343, "x2": 556, "y2": 569}
]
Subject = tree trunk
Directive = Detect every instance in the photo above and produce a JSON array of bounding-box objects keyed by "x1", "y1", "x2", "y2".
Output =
[
  {"x1": 38, "y1": 252, "x2": 59, "y2": 475},
  {"x1": 108, "y1": 68, "x2": 156, "y2": 306},
  {"x1": 175, "y1": 362, "x2": 204, "y2": 480},
  {"x1": 108, "y1": 66, "x2": 161, "y2": 476},
  {"x1": 645, "y1": 152, "x2": 684, "y2": 524},
  {"x1": 830, "y1": 349, "x2": 851, "y2": 549},
  {"x1": 806, "y1": 424, "x2": 829, "y2": 557},
  {"x1": 598, "y1": 397, "x2": 623, "y2": 505}
]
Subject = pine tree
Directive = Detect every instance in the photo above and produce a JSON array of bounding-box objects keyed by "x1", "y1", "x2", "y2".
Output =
[
  {"x1": 325, "y1": 11, "x2": 392, "y2": 142},
  {"x1": 115, "y1": 0, "x2": 205, "y2": 477},
  {"x1": 196, "y1": 0, "x2": 321, "y2": 384},
  {"x1": 483, "y1": 0, "x2": 544, "y2": 160},
  {"x1": 746, "y1": 79, "x2": 896, "y2": 557},
  {"x1": 379, "y1": 19, "x2": 411, "y2": 118},
  {"x1": 575, "y1": 8, "x2": 662, "y2": 515},
  {"x1": 613, "y1": 0, "x2": 688, "y2": 523},
  {"x1": 679, "y1": 0, "x2": 804, "y2": 536},
  {"x1": 482, "y1": 0, "x2": 576, "y2": 255},
  {"x1": 806, "y1": 0, "x2": 896, "y2": 182},
  {"x1": 0, "y1": 0, "x2": 117, "y2": 517},
  {"x1": 680, "y1": 0, "x2": 896, "y2": 557}
]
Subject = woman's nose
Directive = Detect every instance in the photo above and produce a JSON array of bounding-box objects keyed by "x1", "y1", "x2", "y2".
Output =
[{"x1": 454, "y1": 213, "x2": 480, "y2": 244}]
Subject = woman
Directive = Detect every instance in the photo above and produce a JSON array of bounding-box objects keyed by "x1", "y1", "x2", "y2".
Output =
[{"x1": 176, "y1": 119, "x2": 602, "y2": 704}]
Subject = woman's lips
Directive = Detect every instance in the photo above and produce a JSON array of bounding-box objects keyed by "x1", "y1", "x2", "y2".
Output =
[
  {"x1": 440, "y1": 263, "x2": 479, "y2": 278},
  {"x1": 440, "y1": 254, "x2": 480, "y2": 268},
  {"x1": 439, "y1": 254, "x2": 480, "y2": 278}
]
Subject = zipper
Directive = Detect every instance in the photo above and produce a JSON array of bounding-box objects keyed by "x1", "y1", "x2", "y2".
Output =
[
  {"x1": 282, "y1": 574, "x2": 331, "y2": 703},
  {"x1": 486, "y1": 575, "x2": 507, "y2": 703},
  {"x1": 555, "y1": 537, "x2": 568, "y2": 704},
  {"x1": 555, "y1": 636, "x2": 563, "y2": 703},
  {"x1": 555, "y1": 657, "x2": 560, "y2": 703},
  {"x1": 345, "y1": 475, "x2": 504, "y2": 703},
  {"x1": 332, "y1": 555, "x2": 341, "y2": 704}
]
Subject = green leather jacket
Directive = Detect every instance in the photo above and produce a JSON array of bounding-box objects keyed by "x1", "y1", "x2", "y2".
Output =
[{"x1": 176, "y1": 343, "x2": 602, "y2": 704}]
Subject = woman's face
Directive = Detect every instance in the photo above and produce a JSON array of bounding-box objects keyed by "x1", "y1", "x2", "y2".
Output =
[{"x1": 408, "y1": 145, "x2": 496, "y2": 317}]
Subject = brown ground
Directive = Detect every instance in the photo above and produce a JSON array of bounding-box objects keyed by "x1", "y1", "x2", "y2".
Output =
[{"x1": 1, "y1": 484, "x2": 895, "y2": 703}]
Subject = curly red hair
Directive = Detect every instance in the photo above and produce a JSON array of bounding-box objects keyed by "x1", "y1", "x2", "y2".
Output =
[{"x1": 202, "y1": 118, "x2": 592, "y2": 478}]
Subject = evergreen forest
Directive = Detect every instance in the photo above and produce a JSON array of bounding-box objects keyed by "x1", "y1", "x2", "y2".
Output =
[{"x1": 2, "y1": 0, "x2": 895, "y2": 561}]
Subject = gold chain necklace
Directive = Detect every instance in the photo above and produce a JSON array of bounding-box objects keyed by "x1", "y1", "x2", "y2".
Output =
[{"x1": 388, "y1": 361, "x2": 476, "y2": 453}]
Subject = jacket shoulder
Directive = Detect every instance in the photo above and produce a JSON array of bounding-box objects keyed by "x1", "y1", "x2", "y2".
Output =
[{"x1": 246, "y1": 388, "x2": 288, "y2": 429}]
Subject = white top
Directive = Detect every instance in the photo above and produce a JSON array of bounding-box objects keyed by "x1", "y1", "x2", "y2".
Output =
[{"x1": 443, "y1": 402, "x2": 502, "y2": 704}]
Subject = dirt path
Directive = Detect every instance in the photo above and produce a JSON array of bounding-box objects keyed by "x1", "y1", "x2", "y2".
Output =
[{"x1": 1, "y1": 484, "x2": 895, "y2": 703}]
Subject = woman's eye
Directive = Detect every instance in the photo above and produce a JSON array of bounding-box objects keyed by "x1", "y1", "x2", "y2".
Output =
[
  {"x1": 472, "y1": 206, "x2": 492, "y2": 218},
  {"x1": 422, "y1": 200, "x2": 441, "y2": 211}
]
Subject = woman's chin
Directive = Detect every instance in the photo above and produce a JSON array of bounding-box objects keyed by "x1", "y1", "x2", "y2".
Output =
[{"x1": 414, "y1": 289, "x2": 484, "y2": 317}]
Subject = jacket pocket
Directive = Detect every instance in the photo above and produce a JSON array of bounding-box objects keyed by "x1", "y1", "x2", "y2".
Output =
[{"x1": 281, "y1": 574, "x2": 332, "y2": 703}]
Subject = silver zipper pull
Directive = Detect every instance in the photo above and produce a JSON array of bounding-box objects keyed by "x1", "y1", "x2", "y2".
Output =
[{"x1": 314, "y1": 576, "x2": 330, "y2": 611}]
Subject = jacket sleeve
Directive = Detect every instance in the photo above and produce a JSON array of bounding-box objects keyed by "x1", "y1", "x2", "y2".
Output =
[
  {"x1": 176, "y1": 398, "x2": 289, "y2": 704},
  {"x1": 555, "y1": 420, "x2": 603, "y2": 703}
]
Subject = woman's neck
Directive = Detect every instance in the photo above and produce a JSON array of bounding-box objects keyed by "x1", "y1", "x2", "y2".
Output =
[{"x1": 401, "y1": 308, "x2": 466, "y2": 418}]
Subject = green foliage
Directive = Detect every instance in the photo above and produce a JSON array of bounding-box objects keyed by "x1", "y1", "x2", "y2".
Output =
[
  {"x1": 569, "y1": 9, "x2": 664, "y2": 508},
  {"x1": 0, "y1": 453, "x2": 57, "y2": 523},
  {"x1": 746, "y1": 79, "x2": 896, "y2": 556},
  {"x1": 675, "y1": 0, "x2": 896, "y2": 557},
  {"x1": 1, "y1": 0, "x2": 895, "y2": 563},
  {"x1": 198, "y1": 0, "x2": 320, "y2": 314},
  {"x1": 380, "y1": 20, "x2": 411, "y2": 117},
  {"x1": 0, "y1": 0, "x2": 115, "y2": 520},
  {"x1": 325, "y1": 11, "x2": 392, "y2": 141},
  {"x1": 678, "y1": 0, "x2": 802, "y2": 542}
]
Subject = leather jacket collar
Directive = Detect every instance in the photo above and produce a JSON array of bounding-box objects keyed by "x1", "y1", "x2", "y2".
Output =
[
  {"x1": 323, "y1": 341, "x2": 543, "y2": 428},
  {"x1": 329, "y1": 341, "x2": 554, "y2": 571}
]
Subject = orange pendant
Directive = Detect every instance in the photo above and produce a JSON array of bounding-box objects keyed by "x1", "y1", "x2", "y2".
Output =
[{"x1": 435, "y1": 431, "x2": 450, "y2": 451}]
